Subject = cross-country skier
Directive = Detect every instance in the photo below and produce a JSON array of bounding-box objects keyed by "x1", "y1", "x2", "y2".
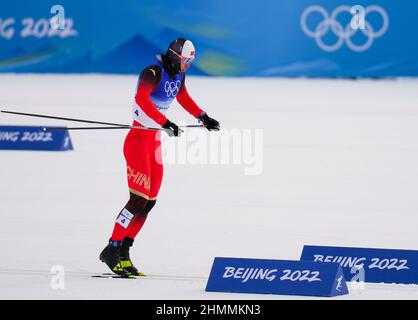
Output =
[{"x1": 100, "y1": 38, "x2": 220, "y2": 276}]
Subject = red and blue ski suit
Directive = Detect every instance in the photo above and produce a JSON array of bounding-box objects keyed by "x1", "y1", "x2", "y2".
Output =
[{"x1": 124, "y1": 59, "x2": 203, "y2": 201}]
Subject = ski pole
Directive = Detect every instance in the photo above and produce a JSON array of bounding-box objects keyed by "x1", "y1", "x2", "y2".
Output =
[
  {"x1": 1, "y1": 110, "x2": 132, "y2": 127},
  {"x1": 2, "y1": 110, "x2": 205, "y2": 131},
  {"x1": 43, "y1": 125, "x2": 204, "y2": 131}
]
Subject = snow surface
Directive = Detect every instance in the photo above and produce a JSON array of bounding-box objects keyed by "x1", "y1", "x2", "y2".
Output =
[{"x1": 1, "y1": 74, "x2": 418, "y2": 299}]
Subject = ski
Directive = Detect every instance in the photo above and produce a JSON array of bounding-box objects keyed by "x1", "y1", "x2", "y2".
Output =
[
  {"x1": 91, "y1": 273, "x2": 141, "y2": 279},
  {"x1": 0, "y1": 268, "x2": 207, "y2": 282}
]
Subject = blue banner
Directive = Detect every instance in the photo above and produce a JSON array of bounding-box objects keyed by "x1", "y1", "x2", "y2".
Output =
[
  {"x1": 1, "y1": 0, "x2": 417, "y2": 77},
  {"x1": 0, "y1": 126, "x2": 73, "y2": 151},
  {"x1": 301, "y1": 245, "x2": 418, "y2": 285},
  {"x1": 205, "y1": 257, "x2": 348, "y2": 297}
]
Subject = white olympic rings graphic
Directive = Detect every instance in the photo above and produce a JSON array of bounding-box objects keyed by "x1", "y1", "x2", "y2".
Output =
[
  {"x1": 164, "y1": 80, "x2": 181, "y2": 97},
  {"x1": 301, "y1": 5, "x2": 389, "y2": 52}
]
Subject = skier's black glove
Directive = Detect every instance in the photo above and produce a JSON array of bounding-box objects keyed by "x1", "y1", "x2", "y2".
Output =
[
  {"x1": 162, "y1": 119, "x2": 183, "y2": 137},
  {"x1": 198, "y1": 112, "x2": 220, "y2": 131}
]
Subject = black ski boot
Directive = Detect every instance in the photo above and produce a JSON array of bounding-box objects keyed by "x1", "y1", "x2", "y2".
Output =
[
  {"x1": 99, "y1": 240, "x2": 131, "y2": 277},
  {"x1": 120, "y1": 237, "x2": 145, "y2": 276}
]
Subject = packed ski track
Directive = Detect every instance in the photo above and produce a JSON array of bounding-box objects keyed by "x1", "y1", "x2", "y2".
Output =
[{"x1": 1, "y1": 74, "x2": 418, "y2": 299}]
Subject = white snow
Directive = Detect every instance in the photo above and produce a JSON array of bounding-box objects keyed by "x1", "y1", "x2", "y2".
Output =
[{"x1": 1, "y1": 74, "x2": 418, "y2": 299}]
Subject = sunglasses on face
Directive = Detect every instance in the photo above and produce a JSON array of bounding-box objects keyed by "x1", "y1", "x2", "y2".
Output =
[{"x1": 169, "y1": 48, "x2": 195, "y2": 64}]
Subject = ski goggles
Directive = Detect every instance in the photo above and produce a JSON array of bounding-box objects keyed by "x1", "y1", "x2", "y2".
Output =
[{"x1": 169, "y1": 48, "x2": 195, "y2": 64}]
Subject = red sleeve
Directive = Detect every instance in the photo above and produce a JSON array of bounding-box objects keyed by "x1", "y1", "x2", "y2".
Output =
[
  {"x1": 176, "y1": 81, "x2": 204, "y2": 119},
  {"x1": 135, "y1": 68, "x2": 168, "y2": 126}
]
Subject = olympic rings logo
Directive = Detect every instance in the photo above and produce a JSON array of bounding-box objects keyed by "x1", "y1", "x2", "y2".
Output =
[
  {"x1": 164, "y1": 80, "x2": 181, "y2": 97},
  {"x1": 301, "y1": 5, "x2": 389, "y2": 52}
]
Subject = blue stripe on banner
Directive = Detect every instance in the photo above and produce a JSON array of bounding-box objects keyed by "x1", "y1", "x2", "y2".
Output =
[
  {"x1": 206, "y1": 257, "x2": 349, "y2": 297},
  {"x1": 0, "y1": 126, "x2": 73, "y2": 151},
  {"x1": 301, "y1": 245, "x2": 418, "y2": 285}
]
